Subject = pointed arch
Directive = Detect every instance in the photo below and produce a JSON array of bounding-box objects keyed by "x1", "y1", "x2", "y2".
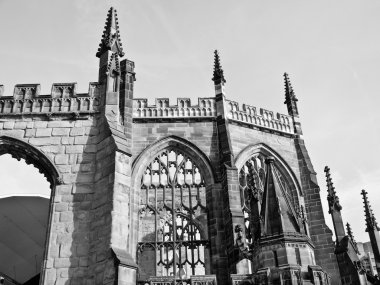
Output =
[
  {"x1": 0, "y1": 136, "x2": 61, "y2": 188},
  {"x1": 235, "y1": 143, "x2": 302, "y2": 196},
  {"x1": 0, "y1": 136, "x2": 61, "y2": 284},
  {"x1": 132, "y1": 135, "x2": 216, "y2": 186},
  {"x1": 131, "y1": 136, "x2": 215, "y2": 281}
]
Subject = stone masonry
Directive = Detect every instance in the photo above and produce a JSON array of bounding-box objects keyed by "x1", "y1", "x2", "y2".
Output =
[{"x1": 0, "y1": 7, "x2": 343, "y2": 285}]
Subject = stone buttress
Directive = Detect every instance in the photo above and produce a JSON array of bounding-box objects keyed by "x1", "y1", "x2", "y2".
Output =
[
  {"x1": 362, "y1": 190, "x2": 380, "y2": 274},
  {"x1": 324, "y1": 167, "x2": 367, "y2": 285},
  {"x1": 0, "y1": 7, "x2": 345, "y2": 285}
]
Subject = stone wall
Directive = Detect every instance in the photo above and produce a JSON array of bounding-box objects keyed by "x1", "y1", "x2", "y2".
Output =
[
  {"x1": 0, "y1": 87, "x2": 341, "y2": 284},
  {"x1": 0, "y1": 113, "x2": 102, "y2": 284}
]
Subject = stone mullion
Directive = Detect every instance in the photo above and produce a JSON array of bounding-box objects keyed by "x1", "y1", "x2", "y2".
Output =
[
  {"x1": 154, "y1": 184, "x2": 158, "y2": 277},
  {"x1": 171, "y1": 184, "x2": 177, "y2": 279},
  {"x1": 223, "y1": 165, "x2": 249, "y2": 274},
  {"x1": 188, "y1": 185, "x2": 195, "y2": 276}
]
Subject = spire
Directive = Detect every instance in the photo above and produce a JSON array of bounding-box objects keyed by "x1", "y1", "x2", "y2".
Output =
[
  {"x1": 324, "y1": 166, "x2": 342, "y2": 213},
  {"x1": 283, "y1": 73, "x2": 299, "y2": 117},
  {"x1": 96, "y1": 7, "x2": 125, "y2": 58},
  {"x1": 324, "y1": 166, "x2": 346, "y2": 242},
  {"x1": 362, "y1": 189, "x2": 380, "y2": 274},
  {"x1": 284, "y1": 73, "x2": 297, "y2": 100},
  {"x1": 346, "y1": 222, "x2": 358, "y2": 250},
  {"x1": 212, "y1": 50, "x2": 226, "y2": 85},
  {"x1": 361, "y1": 190, "x2": 380, "y2": 232},
  {"x1": 260, "y1": 157, "x2": 299, "y2": 236}
]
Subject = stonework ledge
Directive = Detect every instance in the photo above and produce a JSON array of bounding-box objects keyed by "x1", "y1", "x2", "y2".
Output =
[
  {"x1": 105, "y1": 114, "x2": 131, "y2": 155},
  {"x1": 112, "y1": 247, "x2": 138, "y2": 269}
]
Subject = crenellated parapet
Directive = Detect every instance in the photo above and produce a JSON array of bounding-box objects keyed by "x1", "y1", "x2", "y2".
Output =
[
  {"x1": 132, "y1": 96, "x2": 294, "y2": 134},
  {"x1": 0, "y1": 82, "x2": 101, "y2": 116},
  {"x1": 226, "y1": 99, "x2": 294, "y2": 134},
  {"x1": 133, "y1": 97, "x2": 217, "y2": 118}
]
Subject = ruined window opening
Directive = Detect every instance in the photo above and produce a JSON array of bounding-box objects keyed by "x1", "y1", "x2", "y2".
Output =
[
  {"x1": 239, "y1": 154, "x2": 266, "y2": 244},
  {"x1": 0, "y1": 153, "x2": 51, "y2": 284},
  {"x1": 137, "y1": 149, "x2": 209, "y2": 282},
  {"x1": 239, "y1": 154, "x2": 298, "y2": 243}
]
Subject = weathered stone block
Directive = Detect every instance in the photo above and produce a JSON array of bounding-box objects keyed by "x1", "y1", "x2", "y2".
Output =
[
  {"x1": 0, "y1": 129, "x2": 25, "y2": 138},
  {"x1": 70, "y1": 127, "x2": 85, "y2": 136},
  {"x1": 55, "y1": 154, "x2": 69, "y2": 165},
  {"x1": 36, "y1": 128, "x2": 52, "y2": 137},
  {"x1": 59, "y1": 244, "x2": 74, "y2": 258},
  {"x1": 52, "y1": 127, "x2": 71, "y2": 136},
  {"x1": 60, "y1": 212, "x2": 74, "y2": 222},
  {"x1": 34, "y1": 121, "x2": 48, "y2": 128},
  {"x1": 3, "y1": 121, "x2": 15, "y2": 129},
  {"x1": 14, "y1": 121, "x2": 27, "y2": 129},
  {"x1": 55, "y1": 203, "x2": 69, "y2": 212},
  {"x1": 61, "y1": 137, "x2": 75, "y2": 145},
  {"x1": 66, "y1": 145, "x2": 84, "y2": 154},
  {"x1": 29, "y1": 137, "x2": 61, "y2": 145}
]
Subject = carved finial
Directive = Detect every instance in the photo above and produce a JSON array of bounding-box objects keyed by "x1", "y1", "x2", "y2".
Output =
[
  {"x1": 324, "y1": 166, "x2": 342, "y2": 213},
  {"x1": 106, "y1": 52, "x2": 120, "y2": 75},
  {"x1": 346, "y1": 223, "x2": 353, "y2": 239},
  {"x1": 284, "y1": 73, "x2": 297, "y2": 100},
  {"x1": 346, "y1": 222, "x2": 358, "y2": 247},
  {"x1": 283, "y1": 73, "x2": 299, "y2": 116},
  {"x1": 212, "y1": 50, "x2": 226, "y2": 84},
  {"x1": 96, "y1": 7, "x2": 125, "y2": 58},
  {"x1": 361, "y1": 189, "x2": 380, "y2": 232}
]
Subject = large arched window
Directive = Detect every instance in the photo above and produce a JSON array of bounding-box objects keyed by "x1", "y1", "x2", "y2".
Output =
[
  {"x1": 137, "y1": 149, "x2": 209, "y2": 283},
  {"x1": 0, "y1": 136, "x2": 58, "y2": 285},
  {"x1": 239, "y1": 153, "x2": 299, "y2": 243}
]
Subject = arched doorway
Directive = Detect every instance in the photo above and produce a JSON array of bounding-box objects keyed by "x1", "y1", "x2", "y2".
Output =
[{"x1": 0, "y1": 137, "x2": 59, "y2": 285}]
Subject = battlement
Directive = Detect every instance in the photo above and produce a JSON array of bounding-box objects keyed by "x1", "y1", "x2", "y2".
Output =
[
  {"x1": 0, "y1": 82, "x2": 101, "y2": 115},
  {"x1": 133, "y1": 97, "x2": 294, "y2": 134},
  {"x1": 225, "y1": 99, "x2": 294, "y2": 134},
  {"x1": 0, "y1": 82, "x2": 294, "y2": 134},
  {"x1": 133, "y1": 97, "x2": 217, "y2": 118}
]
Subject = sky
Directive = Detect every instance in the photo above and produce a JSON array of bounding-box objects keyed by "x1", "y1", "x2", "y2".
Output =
[{"x1": 0, "y1": 0, "x2": 379, "y2": 243}]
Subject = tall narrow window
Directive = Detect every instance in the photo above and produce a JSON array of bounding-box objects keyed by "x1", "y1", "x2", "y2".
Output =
[
  {"x1": 239, "y1": 154, "x2": 266, "y2": 243},
  {"x1": 137, "y1": 149, "x2": 209, "y2": 283}
]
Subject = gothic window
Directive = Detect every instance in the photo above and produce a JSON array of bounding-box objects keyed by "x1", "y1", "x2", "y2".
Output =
[
  {"x1": 239, "y1": 154, "x2": 266, "y2": 243},
  {"x1": 137, "y1": 149, "x2": 209, "y2": 282},
  {"x1": 239, "y1": 154, "x2": 298, "y2": 243}
]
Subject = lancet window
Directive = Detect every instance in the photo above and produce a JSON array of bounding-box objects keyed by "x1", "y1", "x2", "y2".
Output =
[
  {"x1": 239, "y1": 154, "x2": 297, "y2": 243},
  {"x1": 137, "y1": 149, "x2": 209, "y2": 283}
]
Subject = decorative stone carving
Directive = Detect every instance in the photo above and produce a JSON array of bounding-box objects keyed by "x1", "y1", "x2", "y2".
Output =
[
  {"x1": 51, "y1": 83, "x2": 76, "y2": 98},
  {"x1": 13, "y1": 84, "x2": 40, "y2": 100},
  {"x1": 0, "y1": 83, "x2": 99, "y2": 115},
  {"x1": 226, "y1": 99, "x2": 294, "y2": 134},
  {"x1": 133, "y1": 97, "x2": 217, "y2": 119}
]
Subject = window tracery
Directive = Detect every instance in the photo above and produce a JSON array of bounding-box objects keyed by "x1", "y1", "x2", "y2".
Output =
[
  {"x1": 138, "y1": 149, "x2": 209, "y2": 282},
  {"x1": 239, "y1": 154, "x2": 298, "y2": 243}
]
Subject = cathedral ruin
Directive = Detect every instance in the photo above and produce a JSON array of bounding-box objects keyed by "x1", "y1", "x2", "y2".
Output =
[{"x1": 0, "y1": 7, "x2": 379, "y2": 285}]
